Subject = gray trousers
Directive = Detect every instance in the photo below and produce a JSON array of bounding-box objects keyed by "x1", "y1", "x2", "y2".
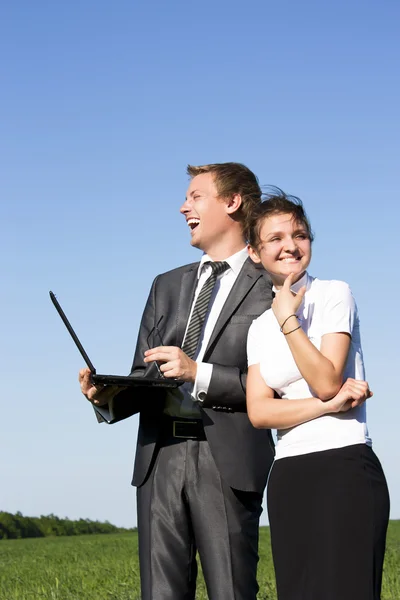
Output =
[{"x1": 137, "y1": 437, "x2": 263, "y2": 600}]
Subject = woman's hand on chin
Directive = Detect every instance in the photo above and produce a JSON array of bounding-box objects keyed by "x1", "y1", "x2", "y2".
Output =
[{"x1": 272, "y1": 272, "x2": 306, "y2": 329}]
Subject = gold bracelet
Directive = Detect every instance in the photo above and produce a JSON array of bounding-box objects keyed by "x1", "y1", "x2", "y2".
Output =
[{"x1": 283, "y1": 324, "x2": 302, "y2": 336}]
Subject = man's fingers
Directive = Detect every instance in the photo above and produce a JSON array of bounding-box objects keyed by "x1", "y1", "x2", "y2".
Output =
[
  {"x1": 79, "y1": 368, "x2": 94, "y2": 395},
  {"x1": 159, "y1": 358, "x2": 181, "y2": 372},
  {"x1": 161, "y1": 366, "x2": 179, "y2": 378},
  {"x1": 86, "y1": 384, "x2": 104, "y2": 401},
  {"x1": 144, "y1": 352, "x2": 168, "y2": 363},
  {"x1": 144, "y1": 346, "x2": 177, "y2": 357},
  {"x1": 91, "y1": 391, "x2": 106, "y2": 404},
  {"x1": 147, "y1": 346, "x2": 177, "y2": 353},
  {"x1": 143, "y1": 345, "x2": 194, "y2": 382},
  {"x1": 144, "y1": 348, "x2": 181, "y2": 362},
  {"x1": 79, "y1": 367, "x2": 91, "y2": 383},
  {"x1": 78, "y1": 368, "x2": 90, "y2": 382},
  {"x1": 79, "y1": 368, "x2": 120, "y2": 406},
  {"x1": 88, "y1": 384, "x2": 119, "y2": 405}
]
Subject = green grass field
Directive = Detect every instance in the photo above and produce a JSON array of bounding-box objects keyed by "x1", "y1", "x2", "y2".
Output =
[{"x1": 1, "y1": 523, "x2": 399, "y2": 599}]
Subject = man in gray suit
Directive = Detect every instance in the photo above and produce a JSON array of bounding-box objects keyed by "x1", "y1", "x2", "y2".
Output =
[{"x1": 79, "y1": 162, "x2": 275, "y2": 600}]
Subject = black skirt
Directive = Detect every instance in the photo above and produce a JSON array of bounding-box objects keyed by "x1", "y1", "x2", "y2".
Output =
[{"x1": 267, "y1": 443, "x2": 390, "y2": 600}]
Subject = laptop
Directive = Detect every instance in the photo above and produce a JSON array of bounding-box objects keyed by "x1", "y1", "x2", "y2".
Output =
[{"x1": 49, "y1": 291, "x2": 183, "y2": 389}]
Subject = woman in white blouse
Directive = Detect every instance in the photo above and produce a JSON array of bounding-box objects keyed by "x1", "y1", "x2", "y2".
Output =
[{"x1": 246, "y1": 189, "x2": 389, "y2": 600}]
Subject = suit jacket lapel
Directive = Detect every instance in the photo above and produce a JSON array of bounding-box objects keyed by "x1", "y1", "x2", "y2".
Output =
[
  {"x1": 204, "y1": 259, "x2": 267, "y2": 356},
  {"x1": 176, "y1": 264, "x2": 198, "y2": 346}
]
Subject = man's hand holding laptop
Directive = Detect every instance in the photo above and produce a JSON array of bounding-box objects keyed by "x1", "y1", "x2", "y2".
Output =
[{"x1": 79, "y1": 368, "x2": 121, "y2": 406}]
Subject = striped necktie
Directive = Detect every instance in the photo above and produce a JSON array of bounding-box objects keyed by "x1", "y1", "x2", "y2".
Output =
[{"x1": 182, "y1": 261, "x2": 229, "y2": 359}]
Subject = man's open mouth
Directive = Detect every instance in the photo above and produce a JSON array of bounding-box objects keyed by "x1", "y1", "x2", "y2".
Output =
[{"x1": 187, "y1": 218, "x2": 200, "y2": 231}]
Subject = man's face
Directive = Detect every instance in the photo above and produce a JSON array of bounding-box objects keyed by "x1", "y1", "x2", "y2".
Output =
[{"x1": 180, "y1": 173, "x2": 232, "y2": 252}]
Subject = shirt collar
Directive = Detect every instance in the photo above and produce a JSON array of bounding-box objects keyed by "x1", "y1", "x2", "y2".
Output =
[
  {"x1": 272, "y1": 271, "x2": 310, "y2": 295},
  {"x1": 197, "y1": 247, "x2": 248, "y2": 279}
]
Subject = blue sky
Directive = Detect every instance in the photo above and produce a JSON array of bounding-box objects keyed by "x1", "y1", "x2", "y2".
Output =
[{"x1": 1, "y1": 0, "x2": 399, "y2": 528}]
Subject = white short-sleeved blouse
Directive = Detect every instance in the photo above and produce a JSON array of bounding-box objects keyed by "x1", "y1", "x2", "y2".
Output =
[{"x1": 247, "y1": 272, "x2": 372, "y2": 459}]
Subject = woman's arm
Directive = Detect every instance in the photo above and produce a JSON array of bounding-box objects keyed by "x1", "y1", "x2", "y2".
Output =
[
  {"x1": 246, "y1": 364, "x2": 371, "y2": 430},
  {"x1": 280, "y1": 327, "x2": 350, "y2": 400},
  {"x1": 272, "y1": 275, "x2": 354, "y2": 400}
]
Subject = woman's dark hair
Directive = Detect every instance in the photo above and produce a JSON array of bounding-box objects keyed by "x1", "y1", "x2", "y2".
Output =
[{"x1": 245, "y1": 187, "x2": 314, "y2": 249}]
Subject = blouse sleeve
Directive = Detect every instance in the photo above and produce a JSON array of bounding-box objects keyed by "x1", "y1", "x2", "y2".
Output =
[
  {"x1": 321, "y1": 280, "x2": 358, "y2": 337},
  {"x1": 247, "y1": 320, "x2": 261, "y2": 366}
]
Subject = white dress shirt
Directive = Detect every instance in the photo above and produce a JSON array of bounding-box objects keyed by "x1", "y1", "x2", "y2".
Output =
[
  {"x1": 164, "y1": 247, "x2": 249, "y2": 417},
  {"x1": 247, "y1": 272, "x2": 372, "y2": 459}
]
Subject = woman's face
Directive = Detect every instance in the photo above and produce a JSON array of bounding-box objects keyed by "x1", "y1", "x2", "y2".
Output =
[{"x1": 248, "y1": 212, "x2": 312, "y2": 287}]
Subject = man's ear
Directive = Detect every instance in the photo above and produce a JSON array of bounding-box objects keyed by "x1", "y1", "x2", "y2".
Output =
[
  {"x1": 225, "y1": 193, "x2": 242, "y2": 215},
  {"x1": 247, "y1": 243, "x2": 262, "y2": 264}
]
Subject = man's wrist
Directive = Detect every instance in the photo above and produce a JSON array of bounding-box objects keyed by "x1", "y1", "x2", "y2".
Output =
[{"x1": 190, "y1": 359, "x2": 198, "y2": 383}]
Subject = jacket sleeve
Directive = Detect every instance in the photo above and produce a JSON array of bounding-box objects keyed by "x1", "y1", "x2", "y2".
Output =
[
  {"x1": 201, "y1": 364, "x2": 248, "y2": 412},
  {"x1": 200, "y1": 268, "x2": 273, "y2": 414}
]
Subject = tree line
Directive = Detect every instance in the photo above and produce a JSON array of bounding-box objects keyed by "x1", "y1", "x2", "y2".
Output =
[{"x1": 0, "y1": 511, "x2": 134, "y2": 540}]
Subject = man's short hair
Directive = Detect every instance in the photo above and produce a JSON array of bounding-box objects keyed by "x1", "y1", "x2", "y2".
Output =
[{"x1": 187, "y1": 163, "x2": 262, "y2": 228}]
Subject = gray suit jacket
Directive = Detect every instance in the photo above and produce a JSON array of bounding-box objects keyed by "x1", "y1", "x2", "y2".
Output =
[{"x1": 96, "y1": 257, "x2": 275, "y2": 494}]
